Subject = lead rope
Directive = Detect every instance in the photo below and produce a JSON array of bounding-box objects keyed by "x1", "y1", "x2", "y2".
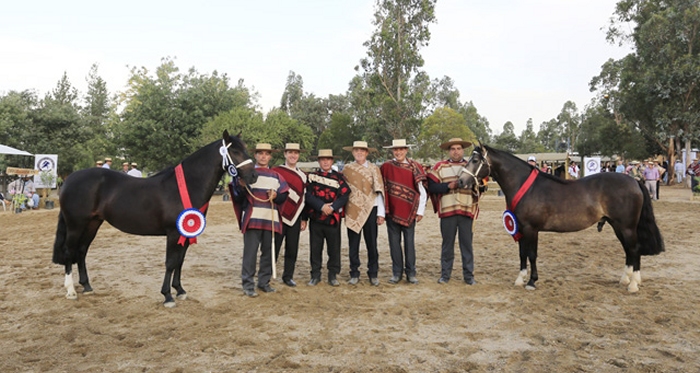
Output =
[{"x1": 244, "y1": 185, "x2": 277, "y2": 279}]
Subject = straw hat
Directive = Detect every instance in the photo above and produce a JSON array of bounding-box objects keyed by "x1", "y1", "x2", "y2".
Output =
[
  {"x1": 131, "y1": 162, "x2": 138, "y2": 167},
  {"x1": 315, "y1": 149, "x2": 337, "y2": 159},
  {"x1": 104, "y1": 157, "x2": 112, "y2": 162},
  {"x1": 439, "y1": 138, "x2": 472, "y2": 150},
  {"x1": 283, "y1": 143, "x2": 305, "y2": 152},
  {"x1": 342, "y1": 141, "x2": 377, "y2": 152},
  {"x1": 122, "y1": 162, "x2": 129, "y2": 166},
  {"x1": 96, "y1": 160, "x2": 103, "y2": 165},
  {"x1": 383, "y1": 139, "x2": 414, "y2": 149},
  {"x1": 254, "y1": 143, "x2": 276, "y2": 152}
]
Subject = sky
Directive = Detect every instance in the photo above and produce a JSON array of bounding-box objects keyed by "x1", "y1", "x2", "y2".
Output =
[{"x1": 0, "y1": 0, "x2": 632, "y2": 135}]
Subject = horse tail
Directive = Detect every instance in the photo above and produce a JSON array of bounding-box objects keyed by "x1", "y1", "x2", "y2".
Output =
[
  {"x1": 636, "y1": 181, "x2": 665, "y2": 256},
  {"x1": 52, "y1": 211, "x2": 71, "y2": 265}
]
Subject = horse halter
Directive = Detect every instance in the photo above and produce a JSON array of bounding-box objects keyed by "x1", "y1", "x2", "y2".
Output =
[
  {"x1": 219, "y1": 139, "x2": 253, "y2": 175},
  {"x1": 461, "y1": 148, "x2": 491, "y2": 189}
]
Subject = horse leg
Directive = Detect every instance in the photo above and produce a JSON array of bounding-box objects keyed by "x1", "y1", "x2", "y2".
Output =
[
  {"x1": 613, "y1": 226, "x2": 641, "y2": 292},
  {"x1": 172, "y1": 244, "x2": 189, "y2": 300},
  {"x1": 76, "y1": 219, "x2": 103, "y2": 294},
  {"x1": 523, "y1": 233, "x2": 539, "y2": 290},
  {"x1": 64, "y1": 263, "x2": 78, "y2": 300},
  {"x1": 514, "y1": 244, "x2": 528, "y2": 287},
  {"x1": 62, "y1": 227, "x2": 86, "y2": 300},
  {"x1": 161, "y1": 234, "x2": 182, "y2": 308}
]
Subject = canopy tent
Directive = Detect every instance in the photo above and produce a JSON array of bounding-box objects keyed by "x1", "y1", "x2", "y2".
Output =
[{"x1": 0, "y1": 144, "x2": 33, "y2": 156}]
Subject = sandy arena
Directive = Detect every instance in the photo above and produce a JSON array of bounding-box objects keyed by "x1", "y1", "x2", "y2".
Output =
[{"x1": 1, "y1": 185, "x2": 698, "y2": 372}]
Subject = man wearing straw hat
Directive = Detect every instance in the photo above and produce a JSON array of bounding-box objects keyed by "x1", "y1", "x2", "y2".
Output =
[
  {"x1": 102, "y1": 157, "x2": 113, "y2": 169},
  {"x1": 428, "y1": 138, "x2": 479, "y2": 285},
  {"x1": 121, "y1": 162, "x2": 130, "y2": 173},
  {"x1": 272, "y1": 143, "x2": 308, "y2": 287},
  {"x1": 342, "y1": 141, "x2": 385, "y2": 286},
  {"x1": 305, "y1": 149, "x2": 350, "y2": 287},
  {"x1": 127, "y1": 162, "x2": 142, "y2": 178},
  {"x1": 380, "y1": 139, "x2": 428, "y2": 285},
  {"x1": 232, "y1": 143, "x2": 289, "y2": 297}
]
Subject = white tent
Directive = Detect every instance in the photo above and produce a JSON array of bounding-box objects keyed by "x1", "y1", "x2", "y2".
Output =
[{"x1": 0, "y1": 144, "x2": 33, "y2": 156}]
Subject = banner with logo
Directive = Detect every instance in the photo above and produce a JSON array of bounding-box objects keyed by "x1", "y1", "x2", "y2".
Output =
[
  {"x1": 583, "y1": 157, "x2": 601, "y2": 176},
  {"x1": 34, "y1": 154, "x2": 58, "y2": 188}
]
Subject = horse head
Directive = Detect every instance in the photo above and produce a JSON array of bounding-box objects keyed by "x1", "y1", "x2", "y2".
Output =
[
  {"x1": 458, "y1": 143, "x2": 490, "y2": 189},
  {"x1": 222, "y1": 130, "x2": 258, "y2": 185}
]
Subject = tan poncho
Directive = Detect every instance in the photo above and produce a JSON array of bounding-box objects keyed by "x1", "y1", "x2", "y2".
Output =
[{"x1": 343, "y1": 162, "x2": 384, "y2": 233}]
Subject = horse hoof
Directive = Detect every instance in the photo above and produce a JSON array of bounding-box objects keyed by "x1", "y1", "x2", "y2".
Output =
[
  {"x1": 514, "y1": 278, "x2": 524, "y2": 287},
  {"x1": 525, "y1": 285, "x2": 536, "y2": 291},
  {"x1": 82, "y1": 290, "x2": 94, "y2": 295},
  {"x1": 627, "y1": 284, "x2": 639, "y2": 293},
  {"x1": 620, "y1": 278, "x2": 631, "y2": 285},
  {"x1": 176, "y1": 293, "x2": 187, "y2": 300},
  {"x1": 66, "y1": 292, "x2": 78, "y2": 300},
  {"x1": 163, "y1": 301, "x2": 177, "y2": 308}
]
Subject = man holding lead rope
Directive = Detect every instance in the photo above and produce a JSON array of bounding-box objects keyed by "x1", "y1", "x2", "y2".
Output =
[{"x1": 232, "y1": 143, "x2": 289, "y2": 297}]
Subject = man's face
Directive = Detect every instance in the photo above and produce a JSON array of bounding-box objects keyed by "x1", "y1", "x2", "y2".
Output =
[
  {"x1": 255, "y1": 150, "x2": 271, "y2": 167},
  {"x1": 352, "y1": 148, "x2": 368, "y2": 164},
  {"x1": 122, "y1": 165, "x2": 129, "y2": 171},
  {"x1": 284, "y1": 150, "x2": 300, "y2": 166},
  {"x1": 318, "y1": 157, "x2": 334, "y2": 172},
  {"x1": 392, "y1": 147, "x2": 408, "y2": 162},
  {"x1": 449, "y1": 145, "x2": 464, "y2": 162}
]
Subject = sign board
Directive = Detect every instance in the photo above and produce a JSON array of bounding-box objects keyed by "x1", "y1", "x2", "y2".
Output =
[
  {"x1": 583, "y1": 157, "x2": 601, "y2": 176},
  {"x1": 6, "y1": 167, "x2": 40, "y2": 176},
  {"x1": 34, "y1": 154, "x2": 58, "y2": 188}
]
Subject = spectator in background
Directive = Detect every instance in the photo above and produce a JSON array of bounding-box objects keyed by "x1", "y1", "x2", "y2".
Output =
[
  {"x1": 127, "y1": 163, "x2": 142, "y2": 178},
  {"x1": 568, "y1": 161, "x2": 579, "y2": 179},
  {"x1": 615, "y1": 160, "x2": 625, "y2": 173},
  {"x1": 121, "y1": 162, "x2": 129, "y2": 173},
  {"x1": 674, "y1": 160, "x2": 685, "y2": 184},
  {"x1": 103, "y1": 157, "x2": 112, "y2": 169}
]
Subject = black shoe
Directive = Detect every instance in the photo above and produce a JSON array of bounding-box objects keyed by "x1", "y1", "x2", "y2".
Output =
[
  {"x1": 464, "y1": 278, "x2": 477, "y2": 285},
  {"x1": 388, "y1": 276, "x2": 401, "y2": 284},
  {"x1": 283, "y1": 278, "x2": 297, "y2": 287},
  {"x1": 407, "y1": 276, "x2": 418, "y2": 284},
  {"x1": 328, "y1": 278, "x2": 340, "y2": 287},
  {"x1": 438, "y1": 277, "x2": 449, "y2": 284},
  {"x1": 370, "y1": 277, "x2": 380, "y2": 286},
  {"x1": 348, "y1": 277, "x2": 359, "y2": 285},
  {"x1": 258, "y1": 284, "x2": 276, "y2": 293},
  {"x1": 308, "y1": 278, "x2": 320, "y2": 286},
  {"x1": 243, "y1": 289, "x2": 258, "y2": 297}
]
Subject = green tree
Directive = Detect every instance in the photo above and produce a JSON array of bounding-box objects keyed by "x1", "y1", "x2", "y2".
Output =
[
  {"x1": 356, "y1": 0, "x2": 437, "y2": 145},
  {"x1": 117, "y1": 58, "x2": 254, "y2": 170},
  {"x1": 557, "y1": 101, "x2": 581, "y2": 153},
  {"x1": 28, "y1": 73, "x2": 91, "y2": 175},
  {"x1": 537, "y1": 118, "x2": 565, "y2": 152},
  {"x1": 415, "y1": 107, "x2": 475, "y2": 161},
  {"x1": 593, "y1": 0, "x2": 700, "y2": 165},
  {"x1": 492, "y1": 121, "x2": 519, "y2": 152},
  {"x1": 518, "y1": 119, "x2": 543, "y2": 153},
  {"x1": 318, "y1": 112, "x2": 356, "y2": 160},
  {"x1": 82, "y1": 63, "x2": 115, "y2": 165},
  {"x1": 0, "y1": 90, "x2": 38, "y2": 170}
]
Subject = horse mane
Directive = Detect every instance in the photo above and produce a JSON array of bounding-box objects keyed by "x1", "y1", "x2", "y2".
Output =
[
  {"x1": 147, "y1": 134, "x2": 246, "y2": 178},
  {"x1": 482, "y1": 144, "x2": 569, "y2": 185}
]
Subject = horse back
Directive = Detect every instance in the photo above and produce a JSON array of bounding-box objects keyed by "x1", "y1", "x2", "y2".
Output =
[
  {"x1": 60, "y1": 168, "x2": 180, "y2": 235},
  {"x1": 518, "y1": 172, "x2": 643, "y2": 233}
]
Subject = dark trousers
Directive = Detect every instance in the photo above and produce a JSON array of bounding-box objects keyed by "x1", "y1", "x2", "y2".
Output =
[
  {"x1": 274, "y1": 218, "x2": 301, "y2": 281},
  {"x1": 440, "y1": 215, "x2": 475, "y2": 281},
  {"x1": 386, "y1": 219, "x2": 416, "y2": 278},
  {"x1": 309, "y1": 220, "x2": 341, "y2": 280},
  {"x1": 347, "y1": 207, "x2": 379, "y2": 279},
  {"x1": 241, "y1": 229, "x2": 273, "y2": 291}
]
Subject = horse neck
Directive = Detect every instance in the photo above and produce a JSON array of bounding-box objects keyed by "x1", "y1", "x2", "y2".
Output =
[
  {"x1": 487, "y1": 148, "x2": 534, "y2": 198},
  {"x1": 178, "y1": 142, "x2": 225, "y2": 206}
]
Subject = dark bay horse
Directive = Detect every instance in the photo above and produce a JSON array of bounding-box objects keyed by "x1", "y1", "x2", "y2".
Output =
[
  {"x1": 52, "y1": 131, "x2": 258, "y2": 307},
  {"x1": 458, "y1": 145, "x2": 664, "y2": 292}
]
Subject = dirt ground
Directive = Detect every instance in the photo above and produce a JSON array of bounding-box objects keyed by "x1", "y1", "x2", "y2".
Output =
[{"x1": 1, "y1": 185, "x2": 698, "y2": 372}]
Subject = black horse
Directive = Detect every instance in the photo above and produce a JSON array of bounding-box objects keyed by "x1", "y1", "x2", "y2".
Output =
[
  {"x1": 52, "y1": 131, "x2": 258, "y2": 307},
  {"x1": 458, "y1": 144, "x2": 664, "y2": 292}
]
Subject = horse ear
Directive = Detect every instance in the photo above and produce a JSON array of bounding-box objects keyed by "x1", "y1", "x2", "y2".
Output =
[{"x1": 222, "y1": 130, "x2": 230, "y2": 141}]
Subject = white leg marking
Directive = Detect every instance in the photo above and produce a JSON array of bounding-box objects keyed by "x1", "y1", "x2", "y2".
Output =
[
  {"x1": 514, "y1": 269, "x2": 527, "y2": 287},
  {"x1": 176, "y1": 293, "x2": 187, "y2": 300},
  {"x1": 163, "y1": 301, "x2": 177, "y2": 308},
  {"x1": 65, "y1": 273, "x2": 77, "y2": 300},
  {"x1": 633, "y1": 270, "x2": 642, "y2": 285},
  {"x1": 620, "y1": 265, "x2": 632, "y2": 285}
]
